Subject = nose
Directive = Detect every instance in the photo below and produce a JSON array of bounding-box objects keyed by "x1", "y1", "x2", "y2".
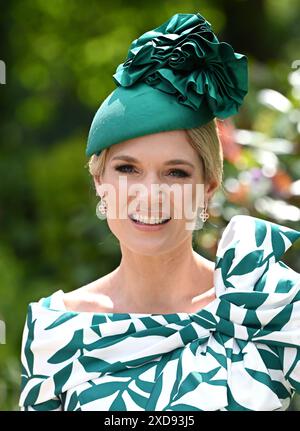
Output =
[{"x1": 133, "y1": 173, "x2": 169, "y2": 216}]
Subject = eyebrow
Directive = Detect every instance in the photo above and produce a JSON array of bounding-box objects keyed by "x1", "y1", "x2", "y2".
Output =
[{"x1": 111, "y1": 155, "x2": 195, "y2": 169}]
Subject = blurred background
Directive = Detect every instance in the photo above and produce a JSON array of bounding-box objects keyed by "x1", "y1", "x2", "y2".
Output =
[{"x1": 0, "y1": 0, "x2": 300, "y2": 411}]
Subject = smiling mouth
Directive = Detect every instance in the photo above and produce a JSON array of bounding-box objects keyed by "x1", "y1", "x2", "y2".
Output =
[{"x1": 129, "y1": 214, "x2": 172, "y2": 225}]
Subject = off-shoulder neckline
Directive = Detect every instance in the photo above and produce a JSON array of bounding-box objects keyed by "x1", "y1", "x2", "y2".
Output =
[
  {"x1": 35, "y1": 214, "x2": 300, "y2": 318},
  {"x1": 42, "y1": 288, "x2": 220, "y2": 318}
]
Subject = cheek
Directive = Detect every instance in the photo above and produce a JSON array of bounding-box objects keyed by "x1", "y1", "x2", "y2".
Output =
[
  {"x1": 171, "y1": 184, "x2": 200, "y2": 221},
  {"x1": 105, "y1": 176, "x2": 145, "y2": 217},
  {"x1": 102, "y1": 178, "x2": 125, "y2": 218}
]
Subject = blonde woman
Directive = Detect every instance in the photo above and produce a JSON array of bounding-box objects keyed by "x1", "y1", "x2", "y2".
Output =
[{"x1": 19, "y1": 12, "x2": 300, "y2": 411}]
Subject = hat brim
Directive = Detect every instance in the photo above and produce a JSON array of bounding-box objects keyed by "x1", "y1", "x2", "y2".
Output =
[{"x1": 86, "y1": 82, "x2": 215, "y2": 157}]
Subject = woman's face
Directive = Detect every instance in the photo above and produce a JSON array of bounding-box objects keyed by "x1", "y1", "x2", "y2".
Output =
[{"x1": 94, "y1": 130, "x2": 216, "y2": 256}]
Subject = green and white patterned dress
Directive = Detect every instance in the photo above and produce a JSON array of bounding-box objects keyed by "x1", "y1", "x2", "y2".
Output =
[{"x1": 19, "y1": 215, "x2": 300, "y2": 411}]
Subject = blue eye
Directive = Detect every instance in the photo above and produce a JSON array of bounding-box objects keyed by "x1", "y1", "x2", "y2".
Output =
[
  {"x1": 114, "y1": 165, "x2": 190, "y2": 178},
  {"x1": 115, "y1": 164, "x2": 136, "y2": 173},
  {"x1": 168, "y1": 169, "x2": 190, "y2": 178}
]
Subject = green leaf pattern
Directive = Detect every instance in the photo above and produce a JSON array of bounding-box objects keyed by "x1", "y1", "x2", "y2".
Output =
[{"x1": 19, "y1": 215, "x2": 300, "y2": 411}]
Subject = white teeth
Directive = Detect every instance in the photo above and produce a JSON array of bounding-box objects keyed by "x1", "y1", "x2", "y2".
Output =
[{"x1": 130, "y1": 214, "x2": 170, "y2": 224}]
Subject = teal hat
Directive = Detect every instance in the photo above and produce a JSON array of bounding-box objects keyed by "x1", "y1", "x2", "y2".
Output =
[{"x1": 86, "y1": 12, "x2": 248, "y2": 157}]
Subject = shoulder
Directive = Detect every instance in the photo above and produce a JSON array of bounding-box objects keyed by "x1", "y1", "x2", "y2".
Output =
[
  {"x1": 19, "y1": 280, "x2": 111, "y2": 361},
  {"x1": 62, "y1": 273, "x2": 117, "y2": 313}
]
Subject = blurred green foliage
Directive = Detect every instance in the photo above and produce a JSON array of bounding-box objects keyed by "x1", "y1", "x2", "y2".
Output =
[{"x1": 0, "y1": 0, "x2": 300, "y2": 411}]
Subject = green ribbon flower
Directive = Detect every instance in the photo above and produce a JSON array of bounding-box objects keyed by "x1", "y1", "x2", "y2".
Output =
[{"x1": 113, "y1": 13, "x2": 248, "y2": 118}]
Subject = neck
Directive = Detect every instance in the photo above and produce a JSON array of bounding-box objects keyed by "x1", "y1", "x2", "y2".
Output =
[{"x1": 109, "y1": 239, "x2": 215, "y2": 312}]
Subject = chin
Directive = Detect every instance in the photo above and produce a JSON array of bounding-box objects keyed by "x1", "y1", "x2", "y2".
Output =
[{"x1": 124, "y1": 238, "x2": 175, "y2": 256}]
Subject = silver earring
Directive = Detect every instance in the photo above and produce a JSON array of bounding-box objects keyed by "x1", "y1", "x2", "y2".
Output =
[
  {"x1": 193, "y1": 203, "x2": 209, "y2": 230},
  {"x1": 98, "y1": 195, "x2": 107, "y2": 215},
  {"x1": 198, "y1": 204, "x2": 209, "y2": 223},
  {"x1": 96, "y1": 193, "x2": 108, "y2": 219}
]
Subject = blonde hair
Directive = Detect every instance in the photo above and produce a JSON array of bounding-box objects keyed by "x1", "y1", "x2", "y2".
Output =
[
  {"x1": 87, "y1": 118, "x2": 223, "y2": 201},
  {"x1": 185, "y1": 118, "x2": 224, "y2": 196}
]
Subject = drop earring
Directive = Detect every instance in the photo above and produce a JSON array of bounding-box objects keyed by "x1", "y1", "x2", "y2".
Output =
[
  {"x1": 96, "y1": 191, "x2": 108, "y2": 219},
  {"x1": 198, "y1": 203, "x2": 209, "y2": 223},
  {"x1": 193, "y1": 203, "x2": 209, "y2": 230}
]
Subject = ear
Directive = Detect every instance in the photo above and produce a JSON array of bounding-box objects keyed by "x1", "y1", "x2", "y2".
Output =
[
  {"x1": 205, "y1": 179, "x2": 219, "y2": 204},
  {"x1": 93, "y1": 174, "x2": 102, "y2": 197}
]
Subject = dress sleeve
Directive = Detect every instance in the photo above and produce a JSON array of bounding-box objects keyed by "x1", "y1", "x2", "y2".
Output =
[
  {"x1": 280, "y1": 276, "x2": 300, "y2": 395},
  {"x1": 19, "y1": 304, "x2": 63, "y2": 411},
  {"x1": 20, "y1": 399, "x2": 62, "y2": 411},
  {"x1": 281, "y1": 346, "x2": 300, "y2": 395},
  {"x1": 215, "y1": 215, "x2": 300, "y2": 399},
  {"x1": 275, "y1": 263, "x2": 300, "y2": 396}
]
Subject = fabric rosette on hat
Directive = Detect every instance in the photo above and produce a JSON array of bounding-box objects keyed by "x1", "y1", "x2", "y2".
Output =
[
  {"x1": 113, "y1": 12, "x2": 248, "y2": 116},
  {"x1": 86, "y1": 13, "x2": 248, "y2": 156}
]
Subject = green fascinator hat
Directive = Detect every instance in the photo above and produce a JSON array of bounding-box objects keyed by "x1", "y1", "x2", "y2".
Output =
[{"x1": 86, "y1": 12, "x2": 248, "y2": 157}]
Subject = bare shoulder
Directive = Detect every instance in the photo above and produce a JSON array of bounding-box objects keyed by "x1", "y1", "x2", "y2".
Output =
[{"x1": 62, "y1": 273, "x2": 117, "y2": 313}]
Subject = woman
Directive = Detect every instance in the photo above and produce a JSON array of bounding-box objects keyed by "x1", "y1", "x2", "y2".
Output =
[{"x1": 19, "y1": 12, "x2": 300, "y2": 411}]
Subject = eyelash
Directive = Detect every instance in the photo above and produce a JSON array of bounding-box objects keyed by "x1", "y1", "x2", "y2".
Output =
[{"x1": 114, "y1": 164, "x2": 191, "y2": 178}]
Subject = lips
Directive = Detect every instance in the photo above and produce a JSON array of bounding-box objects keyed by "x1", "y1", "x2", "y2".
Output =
[
  {"x1": 129, "y1": 213, "x2": 172, "y2": 225},
  {"x1": 129, "y1": 214, "x2": 171, "y2": 222},
  {"x1": 129, "y1": 213, "x2": 171, "y2": 219},
  {"x1": 132, "y1": 218, "x2": 170, "y2": 225}
]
